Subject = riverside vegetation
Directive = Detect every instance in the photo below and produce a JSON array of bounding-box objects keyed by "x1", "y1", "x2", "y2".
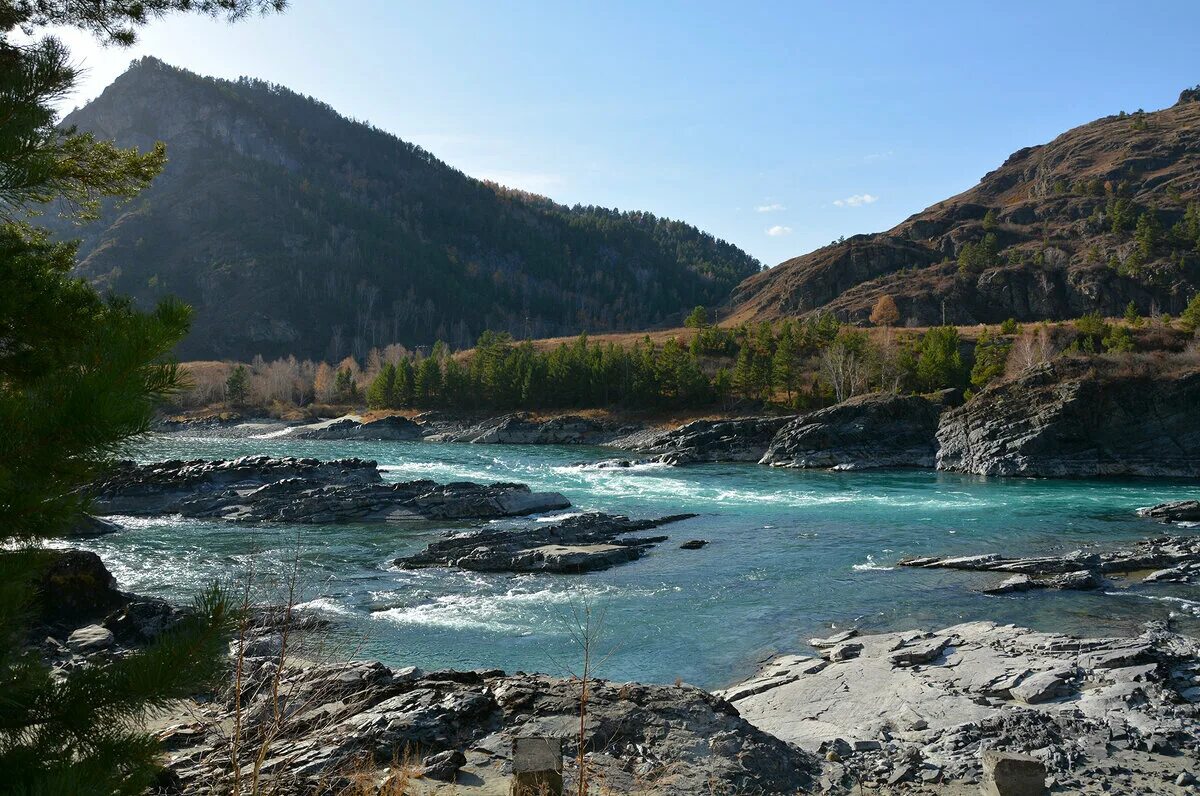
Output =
[
  {"x1": 7, "y1": 4, "x2": 1200, "y2": 794},
  {"x1": 175, "y1": 296, "x2": 1200, "y2": 418}
]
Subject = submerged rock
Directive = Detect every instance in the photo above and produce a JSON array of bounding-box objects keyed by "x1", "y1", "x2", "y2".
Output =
[
  {"x1": 935, "y1": 360, "x2": 1200, "y2": 477},
  {"x1": 396, "y1": 512, "x2": 697, "y2": 573},
  {"x1": 89, "y1": 456, "x2": 570, "y2": 524},
  {"x1": 760, "y1": 393, "x2": 941, "y2": 469}
]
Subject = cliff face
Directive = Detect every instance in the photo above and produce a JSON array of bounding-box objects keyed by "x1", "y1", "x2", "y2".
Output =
[
  {"x1": 55, "y1": 58, "x2": 762, "y2": 360},
  {"x1": 732, "y1": 90, "x2": 1200, "y2": 326},
  {"x1": 935, "y1": 359, "x2": 1200, "y2": 477}
]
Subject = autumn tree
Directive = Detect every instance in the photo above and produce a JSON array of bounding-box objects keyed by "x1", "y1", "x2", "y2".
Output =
[{"x1": 869, "y1": 294, "x2": 900, "y2": 327}]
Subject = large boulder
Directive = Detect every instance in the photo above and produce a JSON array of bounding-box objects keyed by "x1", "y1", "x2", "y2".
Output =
[
  {"x1": 936, "y1": 360, "x2": 1200, "y2": 477},
  {"x1": 760, "y1": 393, "x2": 941, "y2": 469},
  {"x1": 34, "y1": 549, "x2": 125, "y2": 624}
]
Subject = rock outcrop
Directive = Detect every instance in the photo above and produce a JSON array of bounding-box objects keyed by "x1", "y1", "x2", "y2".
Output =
[
  {"x1": 898, "y1": 535, "x2": 1200, "y2": 587},
  {"x1": 1139, "y1": 500, "x2": 1200, "y2": 523},
  {"x1": 89, "y1": 456, "x2": 380, "y2": 515},
  {"x1": 89, "y1": 457, "x2": 570, "y2": 524},
  {"x1": 729, "y1": 90, "x2": 1200, "y2": 328},
  {"x1": 292, "y1": 415, "x2": 423, "y2": 441},
  {"x1": 423, "y1": 412, "x2": 636, "y2": 445},
  {"x1": 935, "y1": 360, "x2": 1200, "y2": 477},
  {"x1": 617, "y1": 416, "x2": 795, "y2": 465},
  {"x1": 397, "y1": 513, "x2": 697, "y2": 573},
  {"x1": 760, "y1": 393, "x2": 941, "y2": 469},
  {"x1": 721, "y1": 621, "x2": 1200, "y2": 793},
  {"x1": 160, "y1": 656, "x2": 821, "y2": 795}
]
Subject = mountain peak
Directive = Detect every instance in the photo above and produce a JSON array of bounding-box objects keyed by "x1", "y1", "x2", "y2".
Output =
[{"x1": 55, "y1": 63, "x2": 761, "y2": 360}]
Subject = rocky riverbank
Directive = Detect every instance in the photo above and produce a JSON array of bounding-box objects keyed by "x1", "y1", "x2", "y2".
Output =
[
  {"x1": 159, "y1": 358, "x2": 1200, "y2": 479},
  {"x1": 88, "y1": 456, "x2": 570, "y2": 524},
  {"x1": 721, "y1": 621, "x2": 1200, "y2": 794},
  {"x1": 27, "y1": 546, "x2": 1200, "y2": 794}
]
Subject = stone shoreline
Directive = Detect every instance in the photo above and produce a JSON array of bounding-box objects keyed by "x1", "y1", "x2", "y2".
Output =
[
  {"x1": 36, "y1": 547, "x2": 1199, "y2": 795},
  {"x1": 161, "y1": 358, "x2": 1200, "y2": 479}
]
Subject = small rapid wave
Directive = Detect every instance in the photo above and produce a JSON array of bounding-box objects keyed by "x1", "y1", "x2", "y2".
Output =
[
  {"x1": 852, "y1": 554, "x2": 895, "y2": 572},
  {"x1": 1103, "y1": 591, "x2": 1200, "y2": 616},
  {"x1": 295, "y1": 597, "x2": 360, "y2": 617}
]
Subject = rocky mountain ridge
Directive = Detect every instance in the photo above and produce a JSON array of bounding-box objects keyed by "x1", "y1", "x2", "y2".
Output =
[
  {"x1": 55, "y1": 58, "x2": 761, "y2": 360},
  {"x1": 732, "y1": 88, "x2": 1200, "y2": 326}
]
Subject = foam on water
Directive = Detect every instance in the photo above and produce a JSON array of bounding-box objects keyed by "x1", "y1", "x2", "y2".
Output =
[{"x1": 83, "y1": 432, "x2": 1200, "y2": 687}]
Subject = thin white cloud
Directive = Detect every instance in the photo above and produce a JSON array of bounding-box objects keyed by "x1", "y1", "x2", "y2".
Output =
[
  {"x1": 755, "y1": 202, "x2": 785, "y2": 213},
  {"x1": 766, "y1": 225, "x2": 793, "y2": 237},
  {"x1": 833, "y1": 193, "x2": 878, "y2": 208},
  {"x1": 862, "y1": 151, "x2": 893, "y2": 163}
]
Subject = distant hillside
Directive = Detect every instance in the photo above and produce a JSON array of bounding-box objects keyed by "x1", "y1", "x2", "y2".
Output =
[
  {"x1": 57, "y1": 58, "x2": 762, "y2": 360},
  {"x1": 732, "y1": 88, "x2": 1200, "y2": 326}
]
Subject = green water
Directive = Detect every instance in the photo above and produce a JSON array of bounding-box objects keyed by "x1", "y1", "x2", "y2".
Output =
[{"x1": 69, "y1": 433, "x2": 1200, "y2": 689}]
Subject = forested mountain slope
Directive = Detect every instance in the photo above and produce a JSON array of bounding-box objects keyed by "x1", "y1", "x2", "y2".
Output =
[
  {"x1": 731, "y1": 88, "x2": 1200, "y2": 326},
  {"x1": 58, "y1": 58, "x2": 761, "y2": 360}
]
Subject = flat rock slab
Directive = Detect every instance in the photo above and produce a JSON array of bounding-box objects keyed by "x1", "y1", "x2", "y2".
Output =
[
  {"x1": 396, "y1": 513, "x2": 697, "y2": 573},
  {"x1": 719, "y1": 620, "x2": 1200, "y2": 790},
  {"x1": 67, "y1": 624, "x2": 114, "y2": 651},
  {"x1": 900, "y1": 535, "x2": 1200, "y2": 586}
]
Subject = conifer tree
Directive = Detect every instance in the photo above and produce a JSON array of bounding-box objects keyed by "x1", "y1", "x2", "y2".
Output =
[
  {"x1": 225, "y1": 363, "x2": 250, "y2": 406},
  {"x1": 0, "y1": 2, "x2": 285, "y2": 792}
]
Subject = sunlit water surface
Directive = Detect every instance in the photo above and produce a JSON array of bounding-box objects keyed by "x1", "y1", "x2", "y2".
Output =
[{"x1": 71, "y1": 432, "x2": 1200, "y2": 689}]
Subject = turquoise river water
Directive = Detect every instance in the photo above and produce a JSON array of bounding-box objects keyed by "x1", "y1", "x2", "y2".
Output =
[{"x1": 70, "y1": 433, "x2": 1200, "y2": 690}]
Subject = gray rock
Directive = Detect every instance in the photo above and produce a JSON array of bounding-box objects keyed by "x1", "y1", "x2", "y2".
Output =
[
  {"x1": 760, "y1": 393, "x2": 941, "y2": 469},
  {"x1": 825, "y1": 642, "x2": 864, "y2": 662},
  {"x1": 888, "y1": 636, "x2": 950, "y2": 667},
  {"x1": 901, "y1": 535, "x2": 1200, "y2": 582},
  {"x1": 90, "y1": 457, "x2": 570, "y2": 525},
  {"x1": 425, "y1": 412, "x2": 635, "y2": 445},
  {"x1": 396, "y1": 513, "x2": 697, "y2": 573},
  {"x1": 420, "y1": 749, "x2": 466, "y2": 781},
  {"x1": 1010, "y1": 671, "x2": 1070, "y2": 704},
  {"x1": 294, "y1": 415, "x2": 423, "y2": 441},
  {"x1": 89, "y1": 455, "x2": 380, "y2": 515},
  {"x1": 162, "y1": 658, "x2": 821, "y2": 796},
  {"x1": 981, "y1": 749, "x2": 1046, "y2": 795},
  {"x1": 935, "y1": 360, "x2": 1200, "y2": 478},
  {"x1": 809, "y1": 629, "x2": 858, "y2": 648},
  {"x1": 723, "y1": 621, "x2": 1200, "y2": 793},
  {"x1": 1138, "y1": 499, "x2": 1200, "y2": 523},
  {"x1": 618, "y1": 416, "x2": 795, "y2": 465},
  {"x1": 67, "y1": 624, "x2": 114, "y2": 651},
  {"x1": 679, "y1": 539, "x2": 708, "y2": 550}
]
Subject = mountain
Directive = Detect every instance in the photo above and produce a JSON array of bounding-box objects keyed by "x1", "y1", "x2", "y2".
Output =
[
  {"x1": 56, "y1": 58, "x2": 762, "y2": 361},
  {"x1": 731, "y1": 88, "x2": 1200, "y2": 326}
]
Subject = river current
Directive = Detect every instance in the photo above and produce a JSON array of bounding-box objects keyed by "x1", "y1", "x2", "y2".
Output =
[{"x1": 70, "y1": 432, "x2": 1200, "y2": 689}]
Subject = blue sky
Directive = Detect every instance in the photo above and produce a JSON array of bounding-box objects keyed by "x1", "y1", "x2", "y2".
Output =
[{"x1": 48, "y1": 0, "x2": 1200, "y2": 266}]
